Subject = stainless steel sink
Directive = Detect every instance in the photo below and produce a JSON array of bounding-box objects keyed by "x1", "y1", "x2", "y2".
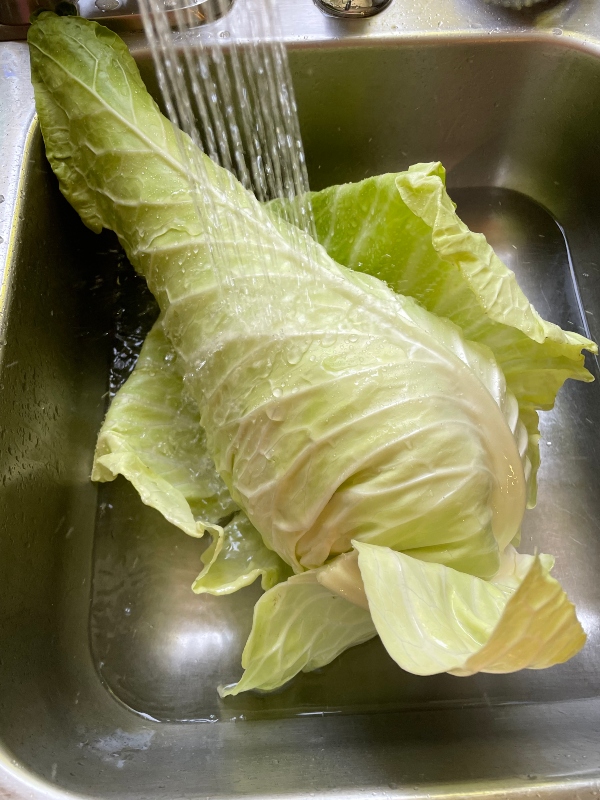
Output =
[{"x1": 2, "y1": 1, "x2": 600, "y2": 797}]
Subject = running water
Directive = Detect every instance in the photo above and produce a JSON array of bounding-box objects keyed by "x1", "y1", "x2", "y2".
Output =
[{"x1": 136, "y1": 0, "x2": 318, "y2": 318}]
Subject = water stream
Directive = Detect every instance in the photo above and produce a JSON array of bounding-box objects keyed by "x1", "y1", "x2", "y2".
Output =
[{"x1": 136, "y1": 0, "x2": 317, "y2": 318}]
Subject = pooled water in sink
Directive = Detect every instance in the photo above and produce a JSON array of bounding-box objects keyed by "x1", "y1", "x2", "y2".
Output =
[{"x1": 90, "y1": 186, "x2": 600, "y2": 722}]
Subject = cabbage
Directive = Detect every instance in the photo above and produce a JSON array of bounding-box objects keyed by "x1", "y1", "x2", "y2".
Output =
[
  {"x1": 29, "y1": 13, "x2": 593, "y2": 695},
  {"x1": 29, "y1": 12, "x2": 530, "y2": 578}
]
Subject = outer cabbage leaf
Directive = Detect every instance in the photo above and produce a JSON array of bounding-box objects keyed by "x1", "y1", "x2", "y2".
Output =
[
  {"x1": 292, "y1": 163, "x2": 596, "y2": 409},
  {"x1": 29, "y1": 13, "x2": 531, "y2": 582},
  {"x1": 92, "y1": 320, "x2": 235, "y2": 537},
  {"x1": 193, "y1": 513, "x2": 293, "y2": 595},
  {"x1": 93, "y1": 320, "x2": 290, "y2": 593},
  {"x1": 276, "y1": 166, "x2": 597, "y2": 504},
  {"x1": 355, "y1": 541, "x2": 586, "y2": 676},
  {"x1": 219, "y1": 571, "x2": 376, "y2": 697}
]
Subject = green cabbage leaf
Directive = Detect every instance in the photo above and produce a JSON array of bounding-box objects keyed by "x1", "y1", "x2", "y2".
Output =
[
  {"x1": 219, "y1": 571, "x2": 376, "y2": 697},
  {"x1": 355, "y1": 541, "x2": 585, "y2": 676},
  {"x1": 92, "y1": 320, "x2": 236, "y2": 538},
  {"x1": 194, "y1": 513, "x2": 293, "y2": 595}
]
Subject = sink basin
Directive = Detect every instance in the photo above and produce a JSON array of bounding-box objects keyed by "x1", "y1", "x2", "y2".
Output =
[{"x1": 1, "y1": 11, "x2": 600, "y2": 799}]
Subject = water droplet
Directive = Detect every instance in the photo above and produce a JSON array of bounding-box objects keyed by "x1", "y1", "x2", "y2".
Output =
[
  {"x1": 95, "y1": 0, "x2": 121, "y2": 9},
  {"x1": 552, "y1": 27, "x2": 563, "y2": 36},
  {"x1": 219, "y1": 30, "x2": 230, "y2": 38},
  {"x1": 287, "y1": 351, "x2": 302, "y2": 365},
  {"x1": 272, "y1": 387, "x2": 282, "y2": 398},
  {"x1": 0, "y1": 195, "x2": 5, "y2": 203},
  {"x1": 0, "y1": 236, "x2": 4, "y2": 244}
]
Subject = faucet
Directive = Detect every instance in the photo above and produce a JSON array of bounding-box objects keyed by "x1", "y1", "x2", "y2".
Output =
[
  {"x1": 313, "y1": 0, "x2": 392, "y2": 18},
  {"x1": 0, "y1": 0, "x2": 231, "y2": 31}
]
